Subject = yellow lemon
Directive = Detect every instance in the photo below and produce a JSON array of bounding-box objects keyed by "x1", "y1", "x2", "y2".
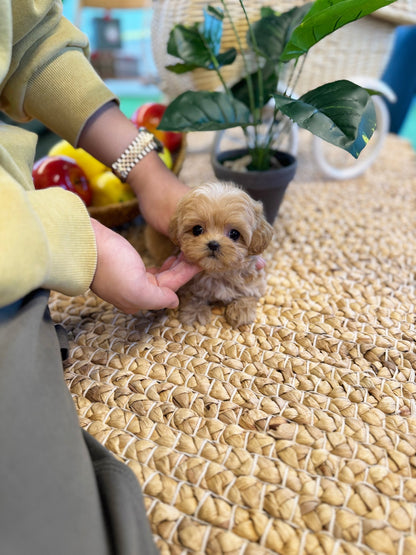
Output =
[
  {"x1": 48, "y1": 140, "x2": 108, "y2": 181},
  {"x1": 158, "y1": 146, "x2": 173, "y2": 169},
  {"x1": 90, "y1": 171, "x2": 136, "y2": 206},
  {"x1": 48, "y1": 139, "x2": 76, "y2": 159}
]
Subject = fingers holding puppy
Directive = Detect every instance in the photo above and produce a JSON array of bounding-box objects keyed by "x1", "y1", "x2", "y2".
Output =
[{"x1": 148, "y1": 253, "x2": 201, "y2": 291}]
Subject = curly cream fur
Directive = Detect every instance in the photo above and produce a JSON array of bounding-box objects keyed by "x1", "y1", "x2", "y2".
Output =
[{"x1": 145, "y1": 181, "x2": 273, "y2": 327}]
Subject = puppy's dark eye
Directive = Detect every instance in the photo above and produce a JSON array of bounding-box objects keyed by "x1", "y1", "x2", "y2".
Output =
[
  {"x1": 192, "y1": 225, "x2": 204, "y2": 236},
  {"x1": 229, "y1": 229, "x2": 240, "y2": 241}
]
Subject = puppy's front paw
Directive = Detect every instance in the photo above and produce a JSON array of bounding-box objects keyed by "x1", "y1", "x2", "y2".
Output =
[
  {"x1": 225, "y1": 297, "x2": 258, "y2": 327},
  {"x1": 179, "y1": 301, "x2": 212, "y2": 326}
]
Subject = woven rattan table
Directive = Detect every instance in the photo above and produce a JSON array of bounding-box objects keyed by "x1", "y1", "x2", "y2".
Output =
[{"x1": 50, "y1": 131, "x2": 416, "y2": 555}]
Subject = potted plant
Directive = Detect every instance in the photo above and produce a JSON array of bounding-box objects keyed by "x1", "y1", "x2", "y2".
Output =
[{"x1": 157, "y1": 0, "x2": 395, "y2": 222}]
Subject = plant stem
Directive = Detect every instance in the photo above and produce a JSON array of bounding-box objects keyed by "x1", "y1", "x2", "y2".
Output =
[
  {"x1": 237, "y1": 0, "x2": 269, "y2": 159},
  {"x1": 237, "y1": 0, "x2": 264, "y2": 119},
  {"x1": 285, "y1": 52, "x2": 308, "y2": 97},
  {"x1": 220, "y1": 1, "x2": 256, "y2": 124},
  {"x1": 200, "y1": 32, "x2": 232, "y2": 97},
  {"x1": 272, "y1": 53, "x2": 308, "y2": 150}
]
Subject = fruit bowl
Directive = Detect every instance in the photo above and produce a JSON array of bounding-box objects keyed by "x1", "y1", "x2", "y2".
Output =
[{"x1": 87, "y1": 136, "x2": 186, "y2": 228}]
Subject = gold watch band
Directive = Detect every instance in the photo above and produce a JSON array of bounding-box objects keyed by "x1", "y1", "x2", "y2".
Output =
[{"x1": 111, "y1": 127, "x2": 163, "y2": 182}]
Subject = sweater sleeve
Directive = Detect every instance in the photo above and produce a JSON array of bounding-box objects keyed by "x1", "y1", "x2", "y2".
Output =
[
  {"x1": 0, "y1": 125, "x2": 97, "y2": 308},
  {"x1": 0, "y1": 0, "x2": 116, "y2": 307}
]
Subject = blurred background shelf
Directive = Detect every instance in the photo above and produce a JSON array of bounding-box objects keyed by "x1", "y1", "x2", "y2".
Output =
[{"x1": 65, "y1": 0, "x2": 163, "y2": 117}]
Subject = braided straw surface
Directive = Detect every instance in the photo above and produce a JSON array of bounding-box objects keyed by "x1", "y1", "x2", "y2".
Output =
[{"x1": 50, "y1": 132, "x2": 416, "y2": 555}]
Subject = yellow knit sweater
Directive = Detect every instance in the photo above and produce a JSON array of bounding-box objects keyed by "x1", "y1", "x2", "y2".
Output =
[{"x1": 0, "y1": 0, "x2": 117, "y2": 307}]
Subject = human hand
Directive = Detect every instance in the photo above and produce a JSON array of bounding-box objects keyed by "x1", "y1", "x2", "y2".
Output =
[{"x1": 90, "y1": 219, "x2": 200, "y2": 313}]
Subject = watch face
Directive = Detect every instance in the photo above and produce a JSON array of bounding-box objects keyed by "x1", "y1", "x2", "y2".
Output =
[{"x1": 137, "y1": 128, "x2": 163, "y2": 152}]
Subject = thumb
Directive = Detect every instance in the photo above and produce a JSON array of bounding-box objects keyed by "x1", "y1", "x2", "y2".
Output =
[
  {"x1": 153, "y1": 287, "x2": 180, "y2": 310},
  {"x1": 139, "y1": 283, "x2": 180, "y2": 310}
]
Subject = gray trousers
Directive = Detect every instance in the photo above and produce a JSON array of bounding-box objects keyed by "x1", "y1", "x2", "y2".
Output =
[{"x1": 0, "y1": 289, "x2": 159, "y2": 555}]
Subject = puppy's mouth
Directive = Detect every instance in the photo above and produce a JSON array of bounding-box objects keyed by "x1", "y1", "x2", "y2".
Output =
[
  {"x1": 181, "y1": 239, "x2": 242, "y2": 271},
  {"x1": 199, "y1": 242, "x2": 231, "y2": 271}
]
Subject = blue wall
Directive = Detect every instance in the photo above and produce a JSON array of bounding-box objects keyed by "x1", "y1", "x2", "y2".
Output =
[{"x1": 62, "y1": 1, "x2": 157, "y2": 79}]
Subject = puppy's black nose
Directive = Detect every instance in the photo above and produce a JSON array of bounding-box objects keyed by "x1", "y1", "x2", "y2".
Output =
[{"x1": 207, "y1": 240, "x2": 220, "y2": 252}]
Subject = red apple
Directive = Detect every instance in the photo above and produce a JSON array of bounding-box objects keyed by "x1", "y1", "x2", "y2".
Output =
[
  {"x1": 131, "y1": 102, "x2": 183, "y2": 152},
  {"x1": 32, "y1": 155, "x2": 92, "y2": 207}
]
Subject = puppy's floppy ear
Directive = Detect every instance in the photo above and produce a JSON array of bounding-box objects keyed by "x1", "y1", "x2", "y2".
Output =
[
  {"x1": 168, "y1": 211, "x2": 180, "y2": 246},
  {"x1": 248, "y1": 201, "x2": 274, "y2": 255}
]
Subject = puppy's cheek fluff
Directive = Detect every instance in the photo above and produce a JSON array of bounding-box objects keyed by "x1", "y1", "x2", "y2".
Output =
[
  {"x1": 179, "y1": 238, "x2": 207, "y2": 265},
  {"x1": 218, "y1": 242, "x2": 248, "y2": 266},
  {"x1": 198, "y1": 242, "x2": 247, "y2": 272}
]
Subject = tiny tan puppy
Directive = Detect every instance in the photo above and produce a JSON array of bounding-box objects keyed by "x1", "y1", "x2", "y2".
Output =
[{"x1": 145, "y1": 181, "x2": 273, "y2": 327}]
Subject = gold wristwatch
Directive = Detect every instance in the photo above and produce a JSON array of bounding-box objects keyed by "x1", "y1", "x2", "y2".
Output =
[{"x1": 111, "y1": 127, "x2": 163, "y2": 182}]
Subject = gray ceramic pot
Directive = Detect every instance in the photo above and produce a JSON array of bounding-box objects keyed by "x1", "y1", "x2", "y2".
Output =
[{"x1": 211, "y1": 148, "x2": 297, "y2": 224}]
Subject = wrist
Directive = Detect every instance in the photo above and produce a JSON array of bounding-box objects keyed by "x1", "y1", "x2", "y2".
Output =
[
  {"x1": 127, "y1": 153, "x2": 190, "y2": 235},
  {"x1": 127, "y1": 150, "x2": 170, "y2": 189}
]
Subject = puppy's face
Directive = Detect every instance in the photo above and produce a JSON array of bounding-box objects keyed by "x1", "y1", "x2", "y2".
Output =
[{"x1": 169, "y1": 181, "x2": 273, "y2": 272}]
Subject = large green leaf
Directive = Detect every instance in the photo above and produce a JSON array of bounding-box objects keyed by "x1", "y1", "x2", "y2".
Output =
[
  {"x1": 166, "y1": 22, "x2": 236, "y2": 73},
  {"x1": 166, "y1": 47, "x2": 237, "y2": 74},
  {"x1": 158, "y1": 91, "x2": 252, "y2": 132},
  {"x1": 272, "y1": 80, "x2": 376, "y2": 157},
  {"x1": 249, "y1": 4, "x2": 312, "y2": 62},
  {"x1": 165, "y1": 61, "x2": 200, "y2": 74},
  {"x1": 281, "y1": 0, "x2": 397, "y2": 61},
  {"x1": 167, "y1": 25, "x2": 206, "y2": 65}
]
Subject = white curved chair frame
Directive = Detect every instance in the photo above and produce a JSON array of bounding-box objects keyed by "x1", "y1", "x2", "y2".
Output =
[{"x1": 310, "y1": 78, "x2": 397, "y2": 179}]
